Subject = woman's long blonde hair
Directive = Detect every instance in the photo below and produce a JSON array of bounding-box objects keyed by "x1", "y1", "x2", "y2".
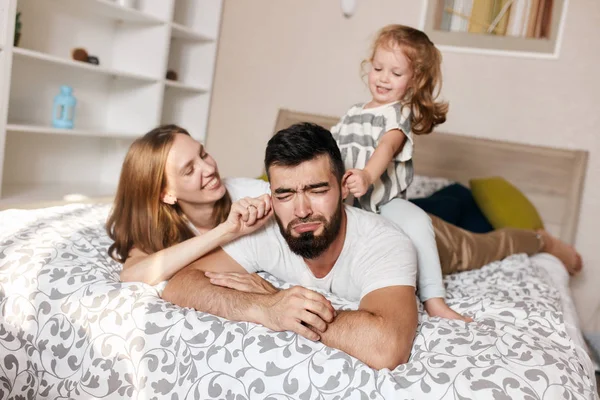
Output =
[
  {"x1": 364, "y1": 24, "x2": 448, "y2": 134},
  {"x1": 106, "y1": 125, "x2": 232, "y2": 263}
]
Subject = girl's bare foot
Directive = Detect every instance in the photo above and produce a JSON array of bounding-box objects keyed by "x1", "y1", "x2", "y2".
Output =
[
  {"x1": 538, "y1": 230, "x2": 583, "y2": 275},
  {"x1": 424, "y1": 297, "x2": 473, "y2": 322}
]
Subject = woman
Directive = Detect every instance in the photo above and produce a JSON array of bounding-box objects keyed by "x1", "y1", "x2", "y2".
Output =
[
  {"x1": 107, "y1": 124, "x2": 582, "y2": 290},
  {"x1": 107, "y1": 124, "x2": 273, "y2": 286}
]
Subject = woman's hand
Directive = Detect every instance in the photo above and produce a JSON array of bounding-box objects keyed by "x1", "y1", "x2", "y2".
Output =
[
  {"x1": 205, "y1": 271, "x2": 279, "y2": 295},
  {"x1": 222, "y1": 194, "x2": 273, "y2": 238},
  {"x1": 343, "y1": 169, "x2": 372, "y2": 198}
]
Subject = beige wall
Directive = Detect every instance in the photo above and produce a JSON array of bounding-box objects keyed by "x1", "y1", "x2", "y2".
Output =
[{"x1": 207, "y1": 1, "x2": 600, "y2": 331}]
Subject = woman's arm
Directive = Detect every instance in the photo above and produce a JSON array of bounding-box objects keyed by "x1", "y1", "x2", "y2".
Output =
[
  {"x1": 120, "y1": 224, "x2": 238, "y2": 285},
  {"x1": 120, "y1": 194, "x2": 272, "y2": 285}
]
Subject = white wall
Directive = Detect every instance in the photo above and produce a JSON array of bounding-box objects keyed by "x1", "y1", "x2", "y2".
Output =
[{"x1": 207, "y1": 0, "x2": 600, "y2": 331}]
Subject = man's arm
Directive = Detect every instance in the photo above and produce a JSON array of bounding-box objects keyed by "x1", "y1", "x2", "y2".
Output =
[
  {"x1": 316, "y1": 285, "x2": 417, "y2": 370},
  {"x1": 162, "y1": 248, "x2": 335, "y2": 340},
  {"x1": 162, "y1": 248, "x2": 265, "y2": 322}
]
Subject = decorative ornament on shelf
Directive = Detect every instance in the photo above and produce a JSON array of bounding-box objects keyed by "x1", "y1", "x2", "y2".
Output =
[
  {"x1": 72, "y1": 48, "x2": 89, "y2": 62},
  {"x1": 166, "y1": 69, "x2": 178, "y2": 81},
  {"x1": 340, "y1": 0, "x2": 357, "y2": 18},
  {"x1": 87, "y1": 55, "x2": 100, "y2": 65},
  {"x1": 71, "y1": 48, "x2": 100, "y2": 65},
  {"x1": 52, "y1": 85, "x2": 77, "y2": 129},
  {"x1": 14, "y1": 12, "x2": 22, "y2": 47}
]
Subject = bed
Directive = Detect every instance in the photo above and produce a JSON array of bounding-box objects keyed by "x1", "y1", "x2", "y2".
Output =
[
  {"x1": 273, "y1": 109, "x2": 588, "y2": 245},
  {"x1": 0, "y1": 110, "x2": 596, "y2": 399}
]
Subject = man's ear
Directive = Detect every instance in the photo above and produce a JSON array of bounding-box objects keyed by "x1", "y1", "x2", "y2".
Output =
[
  {"x1": 341, "y1": 171, "x2": 351, "y2": 200},
  {"x1": 162, "y1": 192, "x2": 177, "y2": 205}
]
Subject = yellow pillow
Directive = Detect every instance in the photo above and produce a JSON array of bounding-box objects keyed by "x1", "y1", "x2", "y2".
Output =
[
  {"x1": 470, "y1": 177, "x2": 544, "y2": 230},
  {"x1": 258, "y1": 173, "x2": 268, "y2": 182}
]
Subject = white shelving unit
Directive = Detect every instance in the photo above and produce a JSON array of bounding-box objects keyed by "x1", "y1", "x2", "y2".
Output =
[
  {"x1": 171, "y1": 22, "x2": 213, "y2": 42},
  {"x1": 6, "y1": 123, "x2": 142, "y2": 139},
  {"x1": 164, "y1": 79, "x2": 208, "y2": 94},
  {"x1": 0, "y1": 0, "x2": 223, "y2": 208},
  {"x1": 12, "y1": 47, "x2": 159, "y2": 83}
]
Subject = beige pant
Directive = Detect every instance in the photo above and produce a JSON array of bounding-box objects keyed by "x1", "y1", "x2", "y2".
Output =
[{"x1": 430, "y1": 214, "x2": 543, "y2": 276}]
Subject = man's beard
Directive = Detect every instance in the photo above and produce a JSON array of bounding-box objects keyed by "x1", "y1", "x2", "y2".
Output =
[{"x1": 275, "y1": 201, "x2": 343, "y2": 259}]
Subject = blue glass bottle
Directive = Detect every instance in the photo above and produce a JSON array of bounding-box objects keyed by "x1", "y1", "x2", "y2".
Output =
[{"x1": 52, "y1": 85, "x2": 77, "y2": 129}]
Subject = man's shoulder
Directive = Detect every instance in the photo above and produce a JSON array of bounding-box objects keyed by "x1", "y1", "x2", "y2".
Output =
[
  {"x1": 222, "y1": 217, "x2": 281, "y2": 255},
  {"x1": 224, "y1": 177, "x2": 270, "y2": 201},
  {"x1": 345, "y1": 206, "x2": 409, "y2": 240}
]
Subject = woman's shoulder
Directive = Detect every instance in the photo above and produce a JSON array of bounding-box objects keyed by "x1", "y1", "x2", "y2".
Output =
[{"x1": 224, "y1": 177, "x2": 270, "y2": 201}]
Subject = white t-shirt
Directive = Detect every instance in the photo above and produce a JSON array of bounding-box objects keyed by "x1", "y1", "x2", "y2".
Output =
[{"x1": 221, "y1": 204, "x2": 417, "y2": 302}]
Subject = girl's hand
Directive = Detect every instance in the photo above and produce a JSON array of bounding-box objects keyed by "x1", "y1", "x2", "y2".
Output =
[
  {"x1": 205, "y1": 272, "x2": 279, "y2": 295},
  {"x1": 222, "y1": 194, "x2": 273, "y2": 238},
  {"x1": 343, "y1": 169, "x2": 372, "y2": 198}
]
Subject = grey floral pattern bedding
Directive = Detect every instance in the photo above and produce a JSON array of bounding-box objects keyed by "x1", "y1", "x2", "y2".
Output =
[
  {"x1": 0, "y1": 204, "x2": 597, "y2": 399},
  {"x1": 406, "y1": 175, "x2": 453, "y2": 199}
]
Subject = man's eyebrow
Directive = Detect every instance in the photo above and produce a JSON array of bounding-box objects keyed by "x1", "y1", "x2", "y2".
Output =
[
  {"x1": 305, "y1": 182, "x2": 330, "y2": 190},
  {"x1": 273, "y1": 182, "x2": 330, "y2": 194}
]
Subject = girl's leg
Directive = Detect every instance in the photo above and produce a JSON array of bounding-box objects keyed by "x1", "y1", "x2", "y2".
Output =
[{"x1": 379, "y1": 199, "x2": 471, "y2": 322}]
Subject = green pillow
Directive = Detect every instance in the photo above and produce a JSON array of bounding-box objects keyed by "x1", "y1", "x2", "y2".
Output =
[{"x1": 470, "y1": 177, "x2": 544, "y2": 230}]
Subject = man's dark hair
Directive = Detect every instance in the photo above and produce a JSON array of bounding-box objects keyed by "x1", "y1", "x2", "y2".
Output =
[{"x1": 265, "y1": 123, "x2": 345, "y2": 181}]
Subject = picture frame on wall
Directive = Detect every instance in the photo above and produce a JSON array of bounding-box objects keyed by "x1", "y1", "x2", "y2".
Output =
[{"x1": 419, "y1": 0, "x2": 569, "y2": 59}]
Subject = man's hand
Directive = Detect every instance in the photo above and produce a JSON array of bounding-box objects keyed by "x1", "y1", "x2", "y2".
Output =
[
  {"x1": 205, "y1": 272, "x2": 335, "y2": 341},
  {"x1": 221, "y1": 194, "x2": 273, "y2": 238},
  {"x1": 205, "y1": 271, "x2": 279, "y2": 295},
  {"x1": 258, "y1": 286, "x2": 335, "y2": 341},
  {"x1": 343, "y1": 169, "x2": 373, "y2": 198},
  {"x1": 310, "y1": 286, "x2": 417, "y2": 370}
]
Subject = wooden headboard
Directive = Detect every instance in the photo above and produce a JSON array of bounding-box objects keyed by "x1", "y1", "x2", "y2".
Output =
[{"x1": 274, "y1": 109, "x2": 588, "y2": 244}]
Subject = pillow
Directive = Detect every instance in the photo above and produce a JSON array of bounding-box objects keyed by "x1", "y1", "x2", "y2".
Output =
[
  {"x1": 258, "y1": 173, "x2": 269, "y2": 182},
  {"x1": 433, "y1": 183, "x2": 494, "y2": 233},
  {"x1": 470, "y1": 177, "x2": 544, "y2": 230},
  {"x1": 410, "y1": 196, "x2": 461, "y2": 226},
  {"x1": 410, "y1": 183, "x2": 494, "y2": 233}
]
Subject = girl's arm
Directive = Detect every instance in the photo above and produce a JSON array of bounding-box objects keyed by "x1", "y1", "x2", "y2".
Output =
[
  {"x1": 363, "y1": 129, "x2": 408, "y2": 183},
  {"x1": 120, "y1": 195, "x2": 272, "y2": 285},
  {"x1": 345, "y1": 129, "x2": 408, "y2": 198}
]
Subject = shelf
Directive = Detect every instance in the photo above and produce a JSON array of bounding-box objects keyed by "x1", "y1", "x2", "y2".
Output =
[
  {"x1": 7, "y1": 124, "x2": 141, "y2": 139},
  {"x1": 164, "y1": 80, "x2": 208, "y2": 94},
  {"x1": 1, "y1": 0, "x2": 223, "y2": 206},
  {"x1": 0, "y1": 182, "x2": 116, "y2": 209},
  {"x1": 12, "y1": 47, "x2": 158, "y2": 83},
  {"x1": 171, "y1": 23, "x2": 214, "y2": 42},
  {"x1": 50, "y1": 0, "x2": 166, "y2": 24}
]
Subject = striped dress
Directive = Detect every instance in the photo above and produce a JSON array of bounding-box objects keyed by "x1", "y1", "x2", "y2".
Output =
[{"x1": 331, "y1": 101, "x2": 414, "y2": 213}]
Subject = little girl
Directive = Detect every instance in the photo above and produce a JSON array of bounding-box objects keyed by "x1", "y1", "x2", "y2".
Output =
[{"x1": 331, "y1": 24, "x2": 468, "y2": 321}]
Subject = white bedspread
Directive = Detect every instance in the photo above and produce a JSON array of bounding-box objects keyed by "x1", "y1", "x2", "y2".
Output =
[{"x1": 0, "y1": 204, "x2": 597, "y2": 399}]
